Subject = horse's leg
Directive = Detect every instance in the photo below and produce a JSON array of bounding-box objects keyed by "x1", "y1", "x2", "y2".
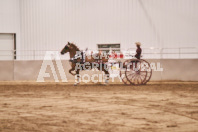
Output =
[
  {"x1": 74, "y1": 69, "x2": 80, "y2": 86},
  {"x1": 69, "y1": 63, "x2": 78, "y2": 76},
  {"x1": 104, "y1": 70, "x2": 109, "y2": 84},
  {"x1": 102, "y1": 63, "x2": 109, "y2": 85},
  {"x1": 69, "y1": 68, "x2": 76, "y2": 76}
]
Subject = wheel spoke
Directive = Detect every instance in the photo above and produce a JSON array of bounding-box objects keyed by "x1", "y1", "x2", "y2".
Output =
[
  {"x1": 134, "y1": 74, "x2": 139, "y2": 84},
  {"x1": 139, "y1": 73, "x2": 146, "y2": 77},
  {"x1": 137, "y1": 76, "x2": 140, "y2": 84},
  {"x1": 139, "y1": 75, "x2": 143, "y2": 84},
  {"x1": 128, "y1": 73, "x2": 136, "y2": 80}
]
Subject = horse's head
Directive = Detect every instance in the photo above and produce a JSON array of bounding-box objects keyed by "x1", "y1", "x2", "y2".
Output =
[{"x1": 60, "y1": 42, "x2": 72, "y2": 55}]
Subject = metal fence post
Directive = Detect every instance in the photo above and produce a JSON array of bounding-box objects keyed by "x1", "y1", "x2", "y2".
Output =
[
  {"x1": 34, "y1": 50, "x2": 35, "y2": 60},
  {"x1": 160, "y1": 48, "x2": 163, "y2": 81},
  {"x1": 13, "y1": 50, "x2": 15, "y2": 81}
]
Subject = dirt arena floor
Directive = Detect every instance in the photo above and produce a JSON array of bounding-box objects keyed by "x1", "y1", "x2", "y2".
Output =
[{"x1": 0, "y1": 82, "x2": 198, "y2": 132}]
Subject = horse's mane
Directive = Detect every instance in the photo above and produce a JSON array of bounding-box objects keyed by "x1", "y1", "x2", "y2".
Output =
[{"x1": 70, "y1": 43, "x2": 80, "y2": 51}]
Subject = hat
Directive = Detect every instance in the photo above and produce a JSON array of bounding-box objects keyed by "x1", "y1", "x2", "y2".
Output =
[{"x1": 135, "y1": 42, "x2": 141, "y2": 46}]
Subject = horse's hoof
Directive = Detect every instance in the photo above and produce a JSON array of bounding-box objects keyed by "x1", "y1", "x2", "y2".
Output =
[
  {"x1": 74, "y1": 83, "x2": 79, "y2": 86},
  {"x1": 103, "y1": 83, "x2": 109, "y2": 86}
]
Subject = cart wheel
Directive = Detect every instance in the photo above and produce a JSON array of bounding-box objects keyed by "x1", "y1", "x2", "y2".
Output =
[
  {"x1": 119, "y1": 60, "x2": 131, "y2": 85},
  {"x1": 141, "y1": 59, "x2": 152, "y2": 84},
  {"x1": 125, "y1": 59, "x2": 152, "y2": 85}
]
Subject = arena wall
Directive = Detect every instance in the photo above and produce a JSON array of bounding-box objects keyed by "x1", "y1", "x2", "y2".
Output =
[
  {"x1": 1, "y1": 0, "x2": 198, "y2": 53},
  {"x1": 0, "y1": 0, "x2": 21, "y2": 50},
  {"x1": 0, "y1": 59, "x2": 197, "y2": 82}
]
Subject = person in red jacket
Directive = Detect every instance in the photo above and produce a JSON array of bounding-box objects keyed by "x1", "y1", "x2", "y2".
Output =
[{"x1": 135, "y1": 42, "x2": 142, "y2": 59}]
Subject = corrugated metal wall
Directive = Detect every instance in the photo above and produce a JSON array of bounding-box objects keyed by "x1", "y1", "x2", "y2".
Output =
[
  {"x1": 0, "y1": 0, "x2": 20, "y2": 33},
  {"x1": 19, "y1": 0, "x2": 198, "y2": 52},
  {"x1": 0, "y1": 0, "x2": 20, "y2": 50}
]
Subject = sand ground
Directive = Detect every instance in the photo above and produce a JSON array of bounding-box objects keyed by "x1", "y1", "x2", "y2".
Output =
[{"x1": 0, "y1": 82, "x2": 198, "y2": 132}]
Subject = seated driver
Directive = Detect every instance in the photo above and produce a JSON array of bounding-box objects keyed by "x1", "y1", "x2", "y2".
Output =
[{"x1": 135, "y1": 42, "x2": 142, "y2": 59}]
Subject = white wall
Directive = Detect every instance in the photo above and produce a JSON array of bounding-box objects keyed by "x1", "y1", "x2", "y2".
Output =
[
  {"x1": 19, "y1": 0, "x2": 198, "y2": 52},
  {"x1": 0, "y1": 59, "x2": 198, "y2": 81},
  {"x1": 0, "y1": 0, "x2": 197, "y2": 59},
  {"x1": 0, "y1": 0, "x2": 20, "y2": 51}
]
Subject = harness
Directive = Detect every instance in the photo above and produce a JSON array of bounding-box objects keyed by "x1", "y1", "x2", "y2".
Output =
[{"x1": 69, "y1": 51, "x2": 86, "y2": 64}]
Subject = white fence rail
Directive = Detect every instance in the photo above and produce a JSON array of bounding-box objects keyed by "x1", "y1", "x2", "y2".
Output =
[{"x1": 0, "y1": 47, "x2": 198, "y2": 60}]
